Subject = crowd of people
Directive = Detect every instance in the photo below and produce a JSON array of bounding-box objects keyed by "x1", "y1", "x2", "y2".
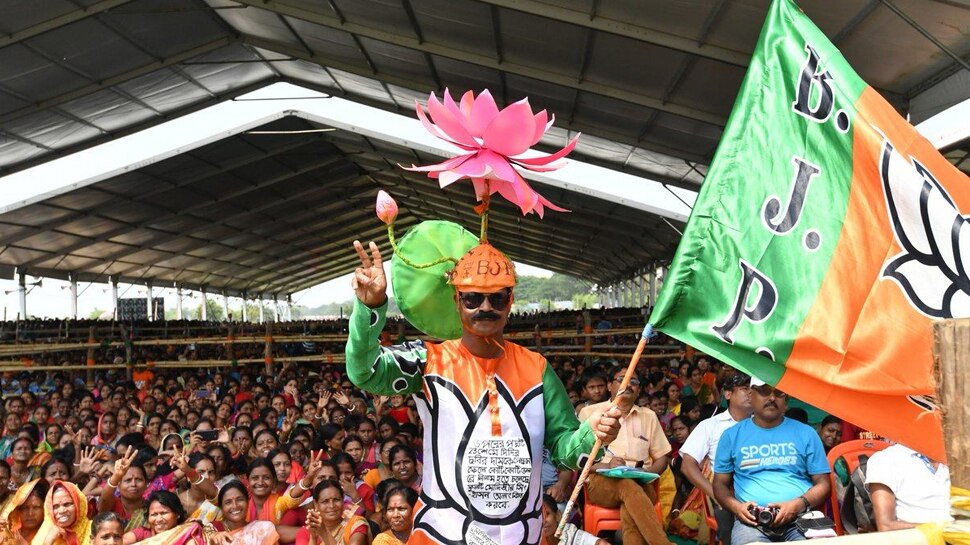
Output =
[{"x1": 0, "y1": 306, "x2": 950, "y2": 545}]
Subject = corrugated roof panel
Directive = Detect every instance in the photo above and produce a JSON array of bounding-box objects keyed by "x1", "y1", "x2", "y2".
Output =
[
  {"x1": 0, "y1": 44, "x2": 88, "y2": 101},
  {"x1": 0, "y1": 139, "x2": 46, "y2": 169},
  {"x1": 571, "y1": 93, "x2": 656, "y2": 138},
  {"x1": 285, "y1": 18, "x2": 371, "y2": 66},
  {"x1": 356, "y1": 38, "x2": 436, "y2": 86},
  {"x1": 0, "y1": 0, "x2": 79, "y2": 35},
  {"x1": 106, "y1": 0, "x2": 232, "y2": 58},
  {"x1": 59, "y1": 89, "x2": 156, "y2": 133},
  {"x1": 584, "y1": 32, "x2": 692, "y2": 99},
  {"x1": 272, "y1": 57, "x2": 340, "y2": 88},
  {"x1": 648, "y1": 111, "x2": 720, "y2": 150},
  {"x1": 1, "y1": 246, "x2": 59, "y2": 265},
  {"x1": 597, "y1": 0, "x2": 718, "y2": 39},
  {"x1": 501, "y1": 73, "x2": 577, "y2": 118},
  {"x1": 27, "y1": 18, "x2": 156, "y2": 81},
  {"x1": 110, "y1": 68, "x2": 207, "y2": 115},
  {"x1": 497, "y1": 9, "x2": 588, "y2": 76},
  {"x1": 834, "y1": 2, "x2": 970, "y2": 93},
  {"x1": 0, "y1": 88, "x2": 31, "y2": 116},
  {"x1": 695, "y1": 0, "x2": 764, "y2": 55},
  {"x1": 215, "y1": 2, "x2": 294, "y2": 44},
  {"x1": 408, "y1": 0, "x2": 494, "y2": 52},
  {"x1": 665, "y1": 57, "x2": 743, "y2": 118},
  {"x1": 331, "y1": 0, "x2": 413, "y2": 33},
  {"x1": 329, "y1": 68, "x2": 396, "y2": 103},
  {"x1": 180, "y1": 44, "x2": 276, "y2": 95}
]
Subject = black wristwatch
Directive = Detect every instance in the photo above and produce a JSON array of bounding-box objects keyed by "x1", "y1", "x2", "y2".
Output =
[{"x1": 798, "y1": 495, "x2": 811, "y2": 511}]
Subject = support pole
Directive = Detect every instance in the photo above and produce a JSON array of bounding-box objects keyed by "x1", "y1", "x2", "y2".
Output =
[
  {"x1": 264, "y1": 321, "x2": 274, "y2": 375},
  {"x1": 176, "y1": 286, "x2": 183, "y2": 320},
  {"x1": 272, "y1": 295, "x2": 279, "y2": 322},
  {"x1": 18, "y1": 270, "x2": 26, "y2": 319},
  {"x1": 933, "y1": 318, "x2": 970, "y2": 487},
  {"x1": 241, "y1": 292, "x2": 248, "y2": 322},
  {"x1": 222, "y1": 290, "x2": 230, "y2": 321},
  {"x1": 648, "y1": 270, "x2": 658, "y2": 309},
  {"x1": 226, "y1": 322, "x2": 235, "y2": 371},
  {"x1": 258, "y1": 299, "x2": 264, "y2": 324},
  {"x1": 637, "y1": 269, "x2": 644, "y2": 309},
  {"x1": 146, "y1": 281, "x2": 154, "y2": 321},
  {"x1": 111, "y1": 277, "x2": 120, "y2": 321},
  {"x1": 286, "y1": 294, "x2": 293, "y2": 322},
  {"x1": 86, "y1": 326, "x2": 96, "y2": 387},
  {"x1": 69, "y1": 273, "x2": 78, "y2": 320},
  {"x1": 200, "y1": 288, "x2": 208, "y2": 321}
]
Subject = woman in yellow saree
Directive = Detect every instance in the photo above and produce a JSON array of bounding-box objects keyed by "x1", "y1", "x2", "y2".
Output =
[
  {"x1": 31, "y1": 480, "x2": 91, "y2": 545},
  {"x1": 0, "y1": 478, "x2": 49, "y2": 545}
]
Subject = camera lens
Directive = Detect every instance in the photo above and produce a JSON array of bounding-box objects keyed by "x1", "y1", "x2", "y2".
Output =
[{"x1": 757, "y1": 509, "x2": 774, "y2": 525}]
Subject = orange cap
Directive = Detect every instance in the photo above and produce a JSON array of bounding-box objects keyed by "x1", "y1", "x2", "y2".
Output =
[{"x1": 448, "y1": 243, "x2": 516, "y2": 292}]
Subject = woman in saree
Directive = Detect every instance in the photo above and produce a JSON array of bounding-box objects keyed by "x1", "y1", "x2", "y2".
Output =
[
  {"x1": 371, "y1": 486, "x2": 417, "y2": 545},
  {"x1": 207, "y1": 481, "x2": 280, "y2": 545},
  {"x1": 295, "y1": 480, "x2": 370, "y2": 545},
  {"x1": 98, "y1": 447, "x2": 148, "y2": 532},
  {"x1": 122, "y1": 491, "x2": 185, "y2": 544},
  {"x1": 246, "y1": 449, "x2": 325, "y2": 525},
  {"x1": 31, "y1": 480, "x2": 91, "y2": 545},
  {"x1": 176, "y1": 453, "x2": 220, "y2": 524},
  {"x1": 0, "y1": 478, "x2": 49, "y2": 545}
]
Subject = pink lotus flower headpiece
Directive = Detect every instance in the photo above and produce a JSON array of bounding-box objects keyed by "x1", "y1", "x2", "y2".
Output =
[{"x1": 403, "y1": 89, "x2": 579, "y2": 217}]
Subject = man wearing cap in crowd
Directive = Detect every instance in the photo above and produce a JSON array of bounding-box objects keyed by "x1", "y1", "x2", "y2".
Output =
[
  {"x1": 713, "y1": 376, "x2": 830, "y2": 543},
  {"x1": 679, "y1": 371, "x2": 754, "y2": 545},
  {"x1": 346, "y1": 239, "x2": 627, "y2": 545}
]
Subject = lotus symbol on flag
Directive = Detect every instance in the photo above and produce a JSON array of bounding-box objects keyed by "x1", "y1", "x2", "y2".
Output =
[
  {"x1": 404, "y1": 89, "x2": 578, "y2": 217},
  {"x1": 879, "y1": 138, "x2": 970, "y2": 318}
]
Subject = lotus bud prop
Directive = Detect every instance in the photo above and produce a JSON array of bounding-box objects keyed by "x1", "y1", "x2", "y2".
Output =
[
  {"x1": 404, "y1": 89, "x2": 579, "y2": 217},
  {"x1": 375, "y1": 190, "x2": 398, "y2": 225},
  {"x1": 375, "y1": 190, "x2": 457, "y2": 270}
]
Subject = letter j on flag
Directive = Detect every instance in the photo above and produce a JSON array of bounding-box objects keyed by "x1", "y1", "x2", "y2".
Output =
[{"x1": 649, "y1": 0, "x2": 969, "y2": 462}]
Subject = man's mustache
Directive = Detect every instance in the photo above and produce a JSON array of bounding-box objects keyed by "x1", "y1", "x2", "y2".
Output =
[
  {"x1": 763, "y1": 402, "x2": 777, "y2": 409},
  {"x1": 472, "y1": 311, "x2": 501, "y2": 321}
]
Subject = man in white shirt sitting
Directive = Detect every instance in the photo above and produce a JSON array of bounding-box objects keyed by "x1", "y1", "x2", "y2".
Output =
[
  {"x1": 865, "y1": 443, "x2": 951, "y2": 531},
  {"x1": 679, "y1": 371, "x2": 753, "y2": 545}
]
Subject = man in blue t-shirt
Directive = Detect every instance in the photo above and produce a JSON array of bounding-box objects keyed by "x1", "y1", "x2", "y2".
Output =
[{"x1": 713, "y1": 377, "x2": 831, "y2": 542}]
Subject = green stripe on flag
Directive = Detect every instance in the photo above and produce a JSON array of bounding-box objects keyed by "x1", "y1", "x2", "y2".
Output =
[{"x1": 649, "y1": 0, "x2": 868, "y2": 383}]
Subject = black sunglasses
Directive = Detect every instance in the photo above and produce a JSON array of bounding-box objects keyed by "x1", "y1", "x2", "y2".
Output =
[
  {"x1": 751, "y1": 385, "x2": 788, "y2": 398},
  {"x1": 459, "y1": 289, "x2": 512, "y2": 311}
]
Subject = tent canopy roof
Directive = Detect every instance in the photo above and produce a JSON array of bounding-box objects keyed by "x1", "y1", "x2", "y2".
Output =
[{"x1": 0, "y1": 0, "x2": 967, "y2": 294}]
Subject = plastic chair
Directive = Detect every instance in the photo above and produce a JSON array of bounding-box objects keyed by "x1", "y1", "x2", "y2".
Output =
[
  {"x1": 826, "y1": 438, "x2": 891, "y2": 534},
  {"x1": 583, "y1": 500, "x2": 622, "y2": 536},
  {"x1": 582, "y1": 480, "x2": 664, "y2": 537}
]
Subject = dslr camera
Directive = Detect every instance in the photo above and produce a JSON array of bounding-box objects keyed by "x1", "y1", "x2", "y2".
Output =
[{"x1": 748, "y1": 505, "x2": 780, "y2": 527}]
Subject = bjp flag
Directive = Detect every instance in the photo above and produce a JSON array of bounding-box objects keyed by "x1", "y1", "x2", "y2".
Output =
[{"x1": 649, "y1": 0, "x2": 969, "y2": 461}]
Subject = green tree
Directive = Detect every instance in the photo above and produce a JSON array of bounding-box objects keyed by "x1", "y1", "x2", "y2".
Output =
[
  {"x1": 204, "y1": 300, "x2": 225, "y2": 321},
  {"x1": 572, "y1": 293, "x2": 597, "y2": 309}
]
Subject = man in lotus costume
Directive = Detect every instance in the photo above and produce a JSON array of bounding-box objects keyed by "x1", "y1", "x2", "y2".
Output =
[{"x1": 346, "y1": 90, "x2": 628, "y2": 545}]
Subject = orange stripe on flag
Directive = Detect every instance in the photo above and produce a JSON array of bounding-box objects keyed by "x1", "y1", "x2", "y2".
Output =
[{"x1": 782, "y1": 88, "x2": 967, "y2": 462}]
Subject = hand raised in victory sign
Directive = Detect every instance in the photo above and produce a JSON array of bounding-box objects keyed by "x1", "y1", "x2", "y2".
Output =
[{"x1": 352, "y1": 240, "x2": 387, "y2": 308}]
